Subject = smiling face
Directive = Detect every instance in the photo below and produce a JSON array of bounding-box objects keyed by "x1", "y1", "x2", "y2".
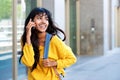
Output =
[{"x1": 33, "y1": 13, "x2": 49, "y2": 33}]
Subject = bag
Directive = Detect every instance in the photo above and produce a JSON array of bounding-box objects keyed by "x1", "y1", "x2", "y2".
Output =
[{"x1": 44, "y1": 33, "x2": 62, "y2": 80}]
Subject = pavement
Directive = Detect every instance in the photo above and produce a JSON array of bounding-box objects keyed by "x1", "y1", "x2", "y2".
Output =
[{"x1": 63, "y1": 48, "x2": 120, "y2": 80}]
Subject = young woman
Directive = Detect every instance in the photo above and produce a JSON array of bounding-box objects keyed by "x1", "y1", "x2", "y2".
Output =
[{"x1": 20, "y1": 7, "x2": 77, "y2": 80}]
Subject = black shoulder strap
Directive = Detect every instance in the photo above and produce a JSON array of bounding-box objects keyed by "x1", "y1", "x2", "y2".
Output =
[{"x1": 43, "y1": 33, "x2": 52, "y2": 59}]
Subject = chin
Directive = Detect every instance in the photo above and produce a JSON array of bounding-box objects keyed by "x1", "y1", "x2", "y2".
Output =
[
  {"x1": 39, "y1": 30, "x2": 46, "y2": 33},
  {"x1": 35, "y1": 28, "x2": 46, "y2": 33}
]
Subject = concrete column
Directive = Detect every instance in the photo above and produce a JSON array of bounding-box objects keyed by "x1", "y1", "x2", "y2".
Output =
[
  {"x1": 37, "y1": 0, "x2": 42, "y2": 7},
  {"x1": 108, "y1": 0, "x2": 112, "y2": 50},
  {"x1": 76, "y1": 0, "x2": 80, "y2": 55},
  {"x1": 12, "y1": 0, "x2": 18, "y2": 80},
  {"x1": 117, "y1": 8, "x2": 120, "y2": 46},
  {"x1": 65, "y1": 0, "x2": 70, "y2": 45},
  {"x1": 103, "y1": 0, "x2": 112, "y2": 54},
  {"x1": 115, "y1": 2, "x2": 120, "y2": 47},
  {"x1": 111, "y1": 0, "x2": 119, "y2": 49}
]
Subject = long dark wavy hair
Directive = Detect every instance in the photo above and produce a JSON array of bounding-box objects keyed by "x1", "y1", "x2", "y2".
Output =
[{"x1": 19, "y1": 7, "x2": 66, "y2": 71}]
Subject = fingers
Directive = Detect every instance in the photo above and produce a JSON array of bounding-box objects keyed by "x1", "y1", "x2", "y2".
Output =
[
  {"x1": 43, "y1": 59, "x2": 50, "y2": 67},
  {"x1": 26, "y1": 19, "x2": 36, "y2": 40},
  {"x1": 26, "y1": 19, "x2": 35, "y2": 30},
  {"x1": 43, "y1": 59, "x2": 57, "y2": 67}
]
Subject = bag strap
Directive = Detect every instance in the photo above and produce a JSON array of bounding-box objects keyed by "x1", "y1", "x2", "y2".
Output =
[
  {"x1": 43, "y1": 33, "x2": 61, "y2": 80},
  {"x1": 43, "y1": 33, "x2": 52, "y2": 59}
]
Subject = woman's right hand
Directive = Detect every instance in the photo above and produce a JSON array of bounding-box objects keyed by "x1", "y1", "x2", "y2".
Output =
[{"x1": 26, "y1": 19, "x2": 35, "y2": 44}]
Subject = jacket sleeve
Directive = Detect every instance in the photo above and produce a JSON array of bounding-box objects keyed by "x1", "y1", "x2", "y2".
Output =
[
  {"x1": 56, "y1": 46, "x2": 77, "y2": 69},
  {"x1": 21, "y1": 43, "x2": 35, "y2": 67},
  {"x1": 53, "y1": 36, "x2": 77, "y2": 69}
]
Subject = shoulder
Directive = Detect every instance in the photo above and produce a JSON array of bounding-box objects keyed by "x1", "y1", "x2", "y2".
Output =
[
  {"x1": 51, "y1": 35, "x2": 63, "y2": 42},
  {"x1": 50, "y1": 35, "x2": 66, "y2": 46}
]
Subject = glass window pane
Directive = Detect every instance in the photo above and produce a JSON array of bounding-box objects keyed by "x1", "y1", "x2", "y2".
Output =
[
  {"x1": 0, "y1": 0, "x2": 13, "y2": 79},
  {"x1": 17, "y1": 0, "x2": 26, "y2": 79}
]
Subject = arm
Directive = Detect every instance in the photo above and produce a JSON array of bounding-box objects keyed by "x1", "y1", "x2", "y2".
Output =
[
  {"x1": 21, "y1": 43, "x2": 35, "y2": 67},
  {"x1": 21, "y1": 19, "x2": 36, "y2": 67},
  {"x1": 56, "y1": 46, "x2": 77, "y2": 69},
  {"x1": 53, "y1": 36, "x2": 77, "y2": 69}
]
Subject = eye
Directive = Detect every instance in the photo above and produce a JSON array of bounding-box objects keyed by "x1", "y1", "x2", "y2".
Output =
[
  {"x1": 45, "y1": 17, "x2": 49, "y2": 21},
  {"x1": 45, "y1": 16, "x2": 49, "y2": 21},
  {"x1": 36, "y1": 16, "x2": 42, "y2": 19}
]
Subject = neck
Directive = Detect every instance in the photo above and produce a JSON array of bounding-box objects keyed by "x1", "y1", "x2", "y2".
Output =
[
  {"x1": 38, "y1": 32, "x2": 47, "y2": 46},
  {"x1": 38, "y1": 32, "x2": 46, "y2": 39}
]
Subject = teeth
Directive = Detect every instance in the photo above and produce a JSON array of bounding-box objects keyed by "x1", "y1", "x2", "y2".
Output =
[{"x1": 39, "y1": 25, "x2": 45, "y2": 28}]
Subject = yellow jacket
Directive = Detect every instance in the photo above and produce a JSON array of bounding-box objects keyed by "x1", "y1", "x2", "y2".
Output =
[{"x1": 21, "y1": 35, "x2": 77, "y2": 80}]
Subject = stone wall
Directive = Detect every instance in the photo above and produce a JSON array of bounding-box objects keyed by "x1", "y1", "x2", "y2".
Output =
[{"x1": 80, "y1": 0, "x2": 103, "y2": 55}]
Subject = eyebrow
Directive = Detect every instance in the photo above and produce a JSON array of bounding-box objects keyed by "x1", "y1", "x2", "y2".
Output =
[{"x1": 37, "y1": 13, "x2": 48, "y2": 17}]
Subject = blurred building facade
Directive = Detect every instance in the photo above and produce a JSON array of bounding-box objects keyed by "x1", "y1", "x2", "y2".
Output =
[{"x1": 34, "y1": 0, "x2": 120, "y2": 56}]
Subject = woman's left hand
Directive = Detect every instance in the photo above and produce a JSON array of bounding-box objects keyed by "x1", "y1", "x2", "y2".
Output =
[{"x1": 43, "y1": 59, "x2": 57, "y2": 67}]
